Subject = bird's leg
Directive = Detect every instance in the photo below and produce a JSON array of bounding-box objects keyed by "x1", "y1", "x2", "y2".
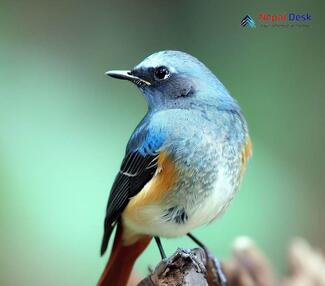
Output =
[
  {"x1": 154, "y1": 236, "x2": 166, "y2": 259},
  {"x1": 187, "y1": 232, "x2": 205, "y2": 248},
  {"x1": 187, "y1": 233, "x2": 227, "y2": 286}
]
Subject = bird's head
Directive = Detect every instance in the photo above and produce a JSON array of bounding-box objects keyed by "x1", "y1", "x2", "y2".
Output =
[{"x1": 106, "y1": 50, "x2": 239, "y2": 111}]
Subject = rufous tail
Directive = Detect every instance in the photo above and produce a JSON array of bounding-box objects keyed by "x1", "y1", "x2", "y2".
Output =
[{"x1": 98, "y1": 223, "x2": 151, "y2": 286}]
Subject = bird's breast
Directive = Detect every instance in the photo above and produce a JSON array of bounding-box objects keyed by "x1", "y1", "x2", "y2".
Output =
[
  {"x1": 122, "y1": 110, "x2": 250, "y2": 238},
  {"x1": 123, "y1": 139, "x2": 244, "y2": 238}
]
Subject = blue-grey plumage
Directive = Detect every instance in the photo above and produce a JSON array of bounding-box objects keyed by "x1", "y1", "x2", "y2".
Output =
[{"x1": 103, "y1": 50, "x2": 251, "y2": 249}]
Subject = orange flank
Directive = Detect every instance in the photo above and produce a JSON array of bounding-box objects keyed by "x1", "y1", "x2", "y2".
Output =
[
  {"x1": 240, "y1": 136, "x2": 253, "y2": 175},
  {"x1": 123, "y1": 152, "x2": 178, "y2": 224}
]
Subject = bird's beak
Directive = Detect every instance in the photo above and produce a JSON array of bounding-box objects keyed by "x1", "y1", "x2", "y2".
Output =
[{"x1": 105, "y1": 70, "x2": 151, "y2": 86}]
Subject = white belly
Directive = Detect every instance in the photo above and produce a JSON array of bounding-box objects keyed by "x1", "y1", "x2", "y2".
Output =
[{"x1": 123, "y1": 168, "x2": 235, "y2": 238}]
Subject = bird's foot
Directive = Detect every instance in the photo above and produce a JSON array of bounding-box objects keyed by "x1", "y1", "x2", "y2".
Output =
[
  {"x1": 187, "y1": 233, "x2": 227, "y2": 285},
  {"x1": 155, "y1": 247, "x2": 206, "y2": 274},
  {"x1": 139, "y1": 248, "x2": 227, "y2": 286}
]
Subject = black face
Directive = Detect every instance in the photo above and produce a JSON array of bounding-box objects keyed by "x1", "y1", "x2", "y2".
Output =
[
  {"x1": 131, "y1": 65, "x2": 195, "y2": 101},
  {"x1": 131, "y1": 66, "x2": 171, "y2": 87}
]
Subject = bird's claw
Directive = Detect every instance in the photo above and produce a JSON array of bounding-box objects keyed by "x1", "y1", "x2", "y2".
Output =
[{"x1": 155, "y1": 247, "x2": 205, "y2": 274}]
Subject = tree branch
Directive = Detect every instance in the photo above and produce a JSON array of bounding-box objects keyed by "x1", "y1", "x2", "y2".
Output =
[{"x1": 135, "y1": 237, "x2": 325, "y2": 286}]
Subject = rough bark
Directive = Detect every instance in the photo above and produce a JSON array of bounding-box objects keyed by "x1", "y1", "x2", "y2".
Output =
[{"x1": 133, "y1": 237, "x2": 325, "y2": 286}]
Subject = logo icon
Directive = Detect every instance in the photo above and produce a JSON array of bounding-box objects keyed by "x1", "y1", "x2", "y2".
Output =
[{"x1": 241, "y1": 15, "x2": 256, "y2": 28}]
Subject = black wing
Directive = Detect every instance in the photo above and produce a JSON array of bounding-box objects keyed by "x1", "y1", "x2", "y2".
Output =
[{"x1": 100, "y1": 151, "x2": 158, "y2": 255}]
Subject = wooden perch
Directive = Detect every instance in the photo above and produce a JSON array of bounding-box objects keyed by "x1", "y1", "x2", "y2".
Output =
[
  {"x1": 131, "y1": 237, "x2": 325, "y2": 286},
  {"x1": 139, "y1": 248, "x2": 210, "y2": 286}
]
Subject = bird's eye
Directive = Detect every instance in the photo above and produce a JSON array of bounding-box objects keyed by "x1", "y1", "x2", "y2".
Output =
[{"x1": 154, "y1": 66, "x2": 170, "y2": 81}]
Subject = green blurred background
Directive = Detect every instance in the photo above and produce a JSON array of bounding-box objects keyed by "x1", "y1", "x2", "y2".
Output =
[{"x1": 1, "y1": 0, "x2": 324, "y2": 285}]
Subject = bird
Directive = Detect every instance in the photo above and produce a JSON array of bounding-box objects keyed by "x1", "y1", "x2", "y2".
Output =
[{"x1": 98, "y1": 50, "x2": 252, "y2": 286}]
